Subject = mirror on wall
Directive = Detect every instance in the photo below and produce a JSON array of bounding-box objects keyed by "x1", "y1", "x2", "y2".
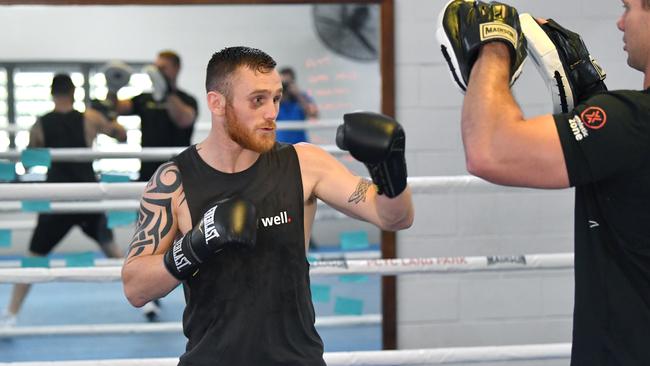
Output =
[{"x1": 0, "y1": 0, "x2": 393, "y2": 354}]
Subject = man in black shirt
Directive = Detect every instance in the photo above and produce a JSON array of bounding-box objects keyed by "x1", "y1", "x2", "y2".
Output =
[
  {"x1": 1, "y1": 74, "x2": 127, "y2": 327},
  {"x1": 121, "y1": 46, "x2": 414, "y2": 365},
  {"x1": 439, "y1": 0, "x2": 650, "y2": 364},
  {"x1": 115, "y1": 50, "x2": 198, "y2": 182}
]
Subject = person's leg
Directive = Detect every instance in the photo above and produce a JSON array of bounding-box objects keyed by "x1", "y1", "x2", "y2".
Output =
[
  {"x1": 80, "y1": 214, "x2": 122, "y2": 258},
  {"x1": 3, "y1": 215, "x2": 72, "y2": 326},
  {"x1": 4, "y1": 250, "x2": 43, "y2": 323}
]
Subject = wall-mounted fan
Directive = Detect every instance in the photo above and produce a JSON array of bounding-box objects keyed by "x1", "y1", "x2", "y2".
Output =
[{"x1": 312, "y1": 4, "x2": 380, "y2": 62}]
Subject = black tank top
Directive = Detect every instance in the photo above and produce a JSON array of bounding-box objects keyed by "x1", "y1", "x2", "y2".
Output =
[
  {"x1": 39, "y1": 110, "x2": 96, "y2": 183},
  {"x1": 172, "y1": 144, "x2": 325, "y2": 366}
]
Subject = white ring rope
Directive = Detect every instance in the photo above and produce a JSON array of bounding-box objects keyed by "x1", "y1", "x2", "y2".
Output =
[
  {"x1": 0, "y1": 253, "x2": 574, "y2": 283},
  {"x1": 0, "y1": 200, "x2": 346, "y2": 221},
  {"x1": 0, "y1": 315, "x2": 382, "y2": 337},
  {"x1": 0, "y1": 200, "x2": 140, "y2": 213},
  {"x1": 0, "y1": 251, "x2": 380, "y2": 269},
  {"x1": 196, "y1": 120, "x2": 342, "y2": 132},
  {"x1": 1, "y1": 120, "x2": 341, "y2": 134},
  {"x1": 0, "y1": 176, "x2": 507, "y2": 201},
  {"x1": 0, "y1": 343, "x2": 572, "y2": 365},
  {"x1": 0, "y1": 145, "x2": 345, "y2": 162}
]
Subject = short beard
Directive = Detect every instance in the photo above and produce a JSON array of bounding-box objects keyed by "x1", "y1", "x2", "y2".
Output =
[{"x1": 224, "y1": 102, "x2": 275, "y2": 154}]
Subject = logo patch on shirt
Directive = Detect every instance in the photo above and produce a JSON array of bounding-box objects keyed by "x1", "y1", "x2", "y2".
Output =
[
  {"x1": 568, "y1": 115, "x2": 589, "y2": 141},
  {"x1": 580, "y1": 107, "x2": 607, "y2": 129},
  {"x1": 260, "y1": 211, "x2": 292, "y2": 228}
]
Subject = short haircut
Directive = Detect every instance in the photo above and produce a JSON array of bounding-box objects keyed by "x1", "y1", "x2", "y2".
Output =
[
  {"x1": 279, "y1": 67, "x2": 296, "y2": 80},
  {"x1": 51, "y1": 74, "x2": 75, "y2": 97},
  {"x1": 158, "y1": 50, "x2": 181, "y2": 68},
  {"x1": 205, "y1": 46, "x2": 277, "y2": 98}
]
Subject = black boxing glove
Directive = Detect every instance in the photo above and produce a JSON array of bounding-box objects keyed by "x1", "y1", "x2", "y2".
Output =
[
  {"x1": 520, "y1": 14, "x2": 607, "y2": 113},
  {"x1": 336, "y1": 112, "x2": 407, "y2": 198},
  {"x1": 163, "y1": 197, "x2": 257, "y2": 280},
  {"x1": 437, "y1": 0, "x2": 527, "y2": 93}
]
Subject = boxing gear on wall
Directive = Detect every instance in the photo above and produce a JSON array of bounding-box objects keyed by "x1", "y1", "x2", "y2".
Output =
[
  {"x1": 163, "y1": 197, "x2": 257, "y2": 280},
  {"x1": 336, "y1": 112, "x2": 407, "y2": 198},
  {"x1": 437, "y1": 0, "x2": 527, "y2": 93},
  {"x1": 520, "y1": 14, "x2": 607, "y2": 114}
]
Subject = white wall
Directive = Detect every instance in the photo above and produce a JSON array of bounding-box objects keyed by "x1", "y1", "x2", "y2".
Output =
[{"x1": 395, "y1": 0, "x2": 640, "y2": 362}]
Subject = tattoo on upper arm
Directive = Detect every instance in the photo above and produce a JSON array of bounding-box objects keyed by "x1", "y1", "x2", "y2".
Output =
[
  {"x1": 348, "y1": 178, "x2": 373, "y2": 204},
  {"x1": 126, "y1": 162, "x2": 182, "y2": 259}
]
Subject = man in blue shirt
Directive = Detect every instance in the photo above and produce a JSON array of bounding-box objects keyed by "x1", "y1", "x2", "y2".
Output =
[{"x1": 276, "y1": 67, "x2": 319, "y2": 144}]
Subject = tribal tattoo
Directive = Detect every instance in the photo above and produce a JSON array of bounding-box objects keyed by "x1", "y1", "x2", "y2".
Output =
[
  {"x1": 348, "y1": 178, "x2": 373, "y2": 204},
  {"x1": 126, "y1": 162, "x2": 182, "y2": 259}
]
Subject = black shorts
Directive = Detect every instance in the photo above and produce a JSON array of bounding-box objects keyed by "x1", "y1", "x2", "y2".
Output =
[{"x1": 29, "y1": 213, "x2": 114, "y2": 255}]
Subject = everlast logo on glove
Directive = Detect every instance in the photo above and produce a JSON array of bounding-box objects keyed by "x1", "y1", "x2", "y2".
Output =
[
  {"x1": 203, "y1": 206, "x2": 220, "y2": 243},
  {"x1": 480, "y1": 22, "x2": 517, "y2": 47},
  {"x1": 172, "y1": 238, "x2": 192, "y2": 271}
]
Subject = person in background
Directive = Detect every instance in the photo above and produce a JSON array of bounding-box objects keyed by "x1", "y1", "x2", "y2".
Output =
[
  {"x1": 0, "y1": 74, "x2": 127, "y2": 328},
  {"x1": 275, "y1": 67, "x2": 318, "y2": 144},
  {"x1": 113, "y1": 50, "x2": 198, "y2": 182}
]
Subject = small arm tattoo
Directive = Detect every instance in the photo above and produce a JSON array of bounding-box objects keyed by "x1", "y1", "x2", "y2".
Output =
[{"x1": 348, "y1": 178, "x2": 373, "y2": 204}]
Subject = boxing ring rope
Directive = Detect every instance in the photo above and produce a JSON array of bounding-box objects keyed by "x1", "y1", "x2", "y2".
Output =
[
  {"x1": 1, "y1": 120, "x2": 342, "y2": 134},
  {"x1": 0, "y1": 314, "x2": 383, "y2": 337},
  {"x1": 0, "y1": 343, "x2": 572, "y2": 365},
  {"x1": 194, "y1": 120, "x2": 343, "y2": 132},
  {"x1": 0, "y1": 251, "x2": 379, "y2": 269},
  {"x1": 0, "y1": 176, "x2": 512, "y2": 201},
  {"x1": 0, "y1": 253, "x2": 574, "y2": 284},
  {"x1": 0, "y1": 200, "x2": 347, "y2": 221},
  {"x1": 0, "y1": 145, "x2": 345, "y2": 162}
]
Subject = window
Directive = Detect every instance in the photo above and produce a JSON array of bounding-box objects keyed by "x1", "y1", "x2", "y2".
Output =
[
  {"x1": 0, "y1": 68, "x2": 8, "y2": 152},
  {"x1": 2, "y1": 61, "x2": 152, "y2": 177},
  {"x1": 13, "y1": 67, "x2": 85, "y2": 149}
]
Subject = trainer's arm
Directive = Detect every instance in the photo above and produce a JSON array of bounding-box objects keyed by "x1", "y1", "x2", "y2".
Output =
[
  {"x1": 462, "y1": 42, "x2": 569, "y2": 188},
  {"x1": 28, "y1": 119, "x2": 44, "y2": 148},
  {"x1": 166, "y1": 94, "x2": 197, "y2": 129},
  {"x1": 297, "y1": 143, "x2": 413, "y2": 231},
  {"x1": 84, "y1": 108, "x2": 127, "y2": 143},
  {"x1": 107, "y1": 91, "x2": 135, "y2": 116},
  {"x1": 121, "y1": 162, "x2": 183, "y2": 307}
]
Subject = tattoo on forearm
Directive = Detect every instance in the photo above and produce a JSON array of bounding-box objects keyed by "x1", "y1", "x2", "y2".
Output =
[
  {"x1": 348, "y1": 179, "x2": 373, "y2": 204},
  {"x1": 126, "y1": 162, "x2": 180, "y2": 259}
]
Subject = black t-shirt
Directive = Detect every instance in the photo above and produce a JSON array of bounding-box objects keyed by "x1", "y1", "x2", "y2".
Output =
[
  {"x1": 131, "y1": 90, "x2": 198, "y2": 147},
  {"x1": 554, "y1": 89, "x2": 650, "y2": 365},
  {"x1": 131, "y1": 90, "x2": 198, "y2": 181},
  {"x1": 171, "y1": 144, "x2": 325, "y2": 366},
  {"x1": 39, "y1": 110, "x2": 96, "y2": 183}
]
